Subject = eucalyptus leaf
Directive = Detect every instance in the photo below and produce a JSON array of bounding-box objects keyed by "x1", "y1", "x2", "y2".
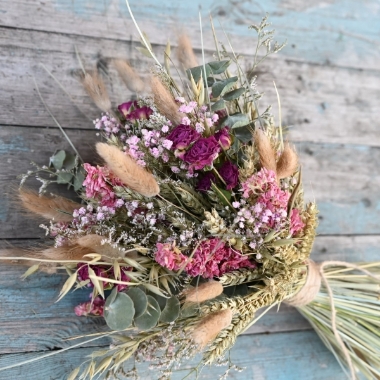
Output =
[
  {"x1": 211, "y1": 184, "x2": 232, "y2": 208},
  {"x1": 126, "y1": 288, "x2": 148, "y2": 318},
  {"x1": 57, "y1": 172, "x2": 73, "y2": 184},
  {"x1": 73, "y1": 168, "x2": 85, "y2": 191},
  {"x1": 134, "y1": 295, "x2": 161, "y2": 330},
  {"x1": 207, "y1": 60, "x2": 231, "y2": 74},
  {"x1": 223, "y1": 87, "x2": 246, "y2": 101},
  {"x1": 180, "y1": 303, "x2": 199, "y2": 318},
  {"x1": 234, "y1": 125, "x2": 253, "y2": 143},
  {"x1": 223, "y1": 113, "x2": 250, "y2": 129},
  {"x1": 106, "y1": 287, "x2": 118, "y2": 306},
  {"x1": 186, "y1": 65, "x2": 212, "y2": 83},
  {"x1": 212, "y1": 76, "x2": 238, "y2": 98},
  {"x1": 160, "y1": 296, "x2": 180, "y2": 323},
  {"x1": 211, "y1": 99, "x2": 226, "y2": 112},
  {"x1": 104, "y1": 292, "x2": 135, "y2": 331},
  {"x1": 50, "y1": 150, "x2": 66, "y2": 170},
  {"x1": 63, "y1": 152, "x2": 76, "y2": 170}
]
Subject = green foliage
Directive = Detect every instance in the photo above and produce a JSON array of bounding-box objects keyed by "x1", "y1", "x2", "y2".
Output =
[
  {"x1": 104, "y1": 290, "x2": 135, "y2": 331},
  {"x1": 160, "y1": 296, "x2": 180, "y2": 323}
]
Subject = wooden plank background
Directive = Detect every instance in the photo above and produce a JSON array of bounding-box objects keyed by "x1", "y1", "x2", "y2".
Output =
[{"x1": 0, "y1": 0, "x2": 379, "y2": 378}]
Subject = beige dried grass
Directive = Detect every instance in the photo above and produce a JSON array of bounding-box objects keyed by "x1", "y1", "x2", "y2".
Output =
[
  {"x1": 177, "y1": 34, "x2": 198, "y2": 70},
  {"x1": 113, "y1": 59, "x2": 145, "y2": 93},
  {"x1": 150, "y1": 76, "x2": 183, "y2": 125},
  {"x1": 76, "y1": 234, "x2": 137, "y2": 259},
  {"x1": 254, "y1": 129, "x2": 277, "y2": 173},
  {"x1": 191, "y1": 308, "x2": 233, "y2": 349},
  {"x1": 81, "y1": 70, "x2": 112, "y2": 113},
  {"x1": 96, "y1": 143, "x2": 159, "y2": 197},
  {"x1": 19, "y1": 189, "x2": 80, "y2": 222},
  {"x1": 276, "y1": 142, "x2": 298, "y2": 179},
  {"x1": 184, "y1": 280, "x2": 223, "y2": 303}
]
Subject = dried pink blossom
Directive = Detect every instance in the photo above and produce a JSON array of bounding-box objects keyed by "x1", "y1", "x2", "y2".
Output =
[
  {"x1": 289, "y1": 208, "x2": 305, "y2": 236},
  {"x1": 155, "y1": 243, "x2": 187, "y2": 271},
  {"x1": 74, "y1": 296, "x2": 105, "y2": 317}
]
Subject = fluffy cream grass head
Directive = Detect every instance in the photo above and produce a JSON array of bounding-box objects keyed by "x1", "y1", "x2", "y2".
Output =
[
  {"x1": 96, "y1": 143, "x2": 160, "y2": 197},
  {"x1": 18, "y1": 189, "x2": 80, "y2": 222},
  {"x1": 113, "y1": 59, "x2": 145, "y2": 93}
]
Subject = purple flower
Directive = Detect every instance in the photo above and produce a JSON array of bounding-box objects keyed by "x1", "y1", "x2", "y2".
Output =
[
  {"x1": 183, "y1": 136, "x2": 220, "y2": 171},
  {"x1": 118, "y1": 101, "x2": 153, "y2": 121},
  {"x1": 215, "y1": 127, "x2": 231, "y2": 150},
  {"x1": 197, "y1": 172, "x2": 216, "y2": 192},
  {"x1": 219, "y1": 161, "x2": 239, "y2": 190},
  {"x1": 166, "y1": 124, "x2": 200, "y2": 150}
]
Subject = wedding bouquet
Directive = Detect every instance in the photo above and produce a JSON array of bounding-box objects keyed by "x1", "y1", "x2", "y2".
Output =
[{"x1": 1, "y1": 4, "x2": 379, "y2": 379}]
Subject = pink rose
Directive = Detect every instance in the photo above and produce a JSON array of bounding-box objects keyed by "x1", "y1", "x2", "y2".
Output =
[
  {"x1": 218, "y1": 161, "x2": 239, "y2": 190},
  {"x1": 118, "y1": 101, "x2": 153, "y2": 121},
  {"x1": 166, "y1": 124, "x2": 200, "y2": 150},
  {"x1": 196, "y1": 172, "x2": 216, "y2": 192},
  {"x1": 183, "y1": 136, "x2": 220, "y2": 171},
  {"x1": 214, "y1": 127, "x2": 232, "y2": 150}
]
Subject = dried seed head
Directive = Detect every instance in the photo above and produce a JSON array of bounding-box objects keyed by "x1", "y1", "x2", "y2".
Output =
[
  {"x1": 177, "y1": 34, "x2": 198, "y2": 70},
  {"x1": 113, "y1": 59, "x2": 145, "y2": 93},
  {"x1": 76, "y1": 234, "x2": 138, "y2": 259},
  {"x1": 19, "y1": 189, "x2": 80, "y2": 222},
  {"x1": 81, "y1": 70, "x2": 111, "y2": 112},
  {"x1": 96, "y1": 143, "x2": 159, "y2": 197},
  {"x1": 192, "y1": 309, "x2": 233, "y2": 349},
  {"x1": 150, "y1": 76, "x2": 184, "y2": 125},
  {"x1": 276, "y1": 142, "x2": 298, "y2": 179},
  {"x1": 254, "y1": 129, "x2": 277, "y2": 173},
  {"x1": 184, "y1": 280, "x2": 223, "y2": 303}
]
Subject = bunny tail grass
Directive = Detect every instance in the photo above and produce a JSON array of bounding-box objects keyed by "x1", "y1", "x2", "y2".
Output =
[
  {"x1": 19, "y1": 189, "x2": 80, "y2": 222},
  {"x1": 96, "y1": 143, "x2": 160, "y2": 197},
  {"x1": 113, "y1": 59, "x2": 145, "y2": 93},
  {"x1": 177, "y1": 34, "x2": 198, "y2": 70}
]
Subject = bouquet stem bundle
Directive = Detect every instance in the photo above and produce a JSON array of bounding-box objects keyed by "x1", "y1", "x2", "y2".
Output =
[{"x1": 294, "y1": 262, "x2": 380, "y2": 380}]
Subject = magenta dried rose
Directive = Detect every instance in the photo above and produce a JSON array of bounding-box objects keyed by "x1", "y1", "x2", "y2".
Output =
[
  {"x1": 215, "y1": 127, "x2": 232, "y2": 150},
  {"x1": 166, "y1": 124, "x2": 200, "y2": 150},
  {"x1": 183, "y1": 136, "x2": 220, "y2": 171},
  {"x1": 197, "y1": 172, "x2": 216, "y2": 192},
  {"x1": 219, "y1": 161, "x2": 239, "y2": 190},
  {"x1": 118, "y1": 101, "x2": 153, "y2": 121}
]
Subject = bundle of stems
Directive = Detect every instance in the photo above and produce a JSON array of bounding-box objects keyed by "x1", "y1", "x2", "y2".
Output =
[{"x1": 297, "y1": 262, "x2": 380, "y2": 380}]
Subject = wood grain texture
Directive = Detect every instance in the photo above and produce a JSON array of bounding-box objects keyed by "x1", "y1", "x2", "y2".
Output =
[
  {"x1": 2, "y1": 126, "x2": 380, "y2": 238},
  {"x1": 0, "y1": 0, "x2": 379, "y2": 70},
  {"x1": 0, "y1": 0, "x2": 379, "y2": 379},
  {"x1": 0, "y1": 27, "x2": 380, "y2": 146},
  {"x1": 0, "y1": 331, "x2": 346, "y2": 380},
  {"x1": 0, "y1": 235, "x2": 377, "y2": 354}
]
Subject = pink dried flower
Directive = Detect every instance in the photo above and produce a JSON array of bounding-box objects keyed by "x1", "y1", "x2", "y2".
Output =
[
  {"x1": 218, "y1": 161, "x2": 239, "y2": 190},
  {"x1": 74, "y1": 296, "x2": 105, "y2": 316},
  {"x1": 183, "y1": 136, "x2": 220, "y2": 171},
  {"x1": 155, "y1": 243, "x2": 187, "y2": 271},
  {"x1": 289, "y1": 208, "x2": 305, "y2": 236},
  {"x1": 241, "y1": 168, "x2": 277, "y2": 198},
  {"x1": 186, "y1": 238, "x2": 254, "y2": 278},
  {"x1": 82, "y1": 164, "x2": 121, "y2": 207},
  {"x1": 118, "y1": 101, "x2": 153, "y2": 121},
  {"x1": 214, "y1": 127, "x2": 231, "y2": 150}
]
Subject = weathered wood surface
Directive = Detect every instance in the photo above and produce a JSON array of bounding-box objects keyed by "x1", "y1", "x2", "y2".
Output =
[
  {"x1": 0, "y1": 0, "x2": 379, "y2": 379},
  {"x1": 1, "y1": 27, "x2": 380, "y2": 147},
  {"x1": 0, "y1": 331, "x2": 346, "y2": 380}
]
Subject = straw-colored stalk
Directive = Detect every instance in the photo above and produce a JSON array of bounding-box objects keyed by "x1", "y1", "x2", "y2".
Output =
[
  {"x1": 150, "y1": 76, "x2": 184, "y2": 126},
  {"x1": 81, "y1": 70, "x2": 112, "y2": 113},
  {"x1": 76, "y1": 234, "x2": 138, "y2": 259},
  {"x1": 113, "y1": 59, "x2": 145, "y2": 93},
  {"x1": 297, "y1": 262, "x2": 380, "y2": 380},
  {"x1": 276, "y1": 142, "x2": 298, "y2": 179},
  {"x1": 96, "y1": 143, "x2": 159, "y2": 197},
  {"x1": 177, "y1": 34, "x2": 198, "y2": 70},
  {"x1": 184, "y1": 280, "x2": 223, "y2": 303},
  {"x1": 19, "y1": 189, "x2": 80, "y2": 222},
  {"x1": 191, "y1": 308, "x2": 233, "y2": 349}
]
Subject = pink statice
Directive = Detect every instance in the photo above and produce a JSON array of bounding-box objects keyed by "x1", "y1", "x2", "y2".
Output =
[
  {"x1": 186, "y1": 238, "x2": 254, "y2": 278},
  {"x1": 154, "y1": 243, "x2": 187, "y2": 271},
  {"x1": 74, "y1": 296, "x2": 105, "y2": 317},
  {"x1": 289, "y1": 208, "x2": 305, "y2": 236},
  {"x1": 93, "y1": 114, "x2": 121, "y2": 136},
  {"x1": 241, "y1": 168, "x2": 277, "y2": 198},
  {"x1": 82, "y1": 164, "x2": 122, "y2": 207}
]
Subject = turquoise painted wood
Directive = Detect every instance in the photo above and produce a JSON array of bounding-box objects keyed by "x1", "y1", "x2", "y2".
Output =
[
  {"x1": 0, "y1": 0, "x2": 379, "y2": 379},
  {"x1": 0, "y1": 331, "x2": 346, "y2": 380}
]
